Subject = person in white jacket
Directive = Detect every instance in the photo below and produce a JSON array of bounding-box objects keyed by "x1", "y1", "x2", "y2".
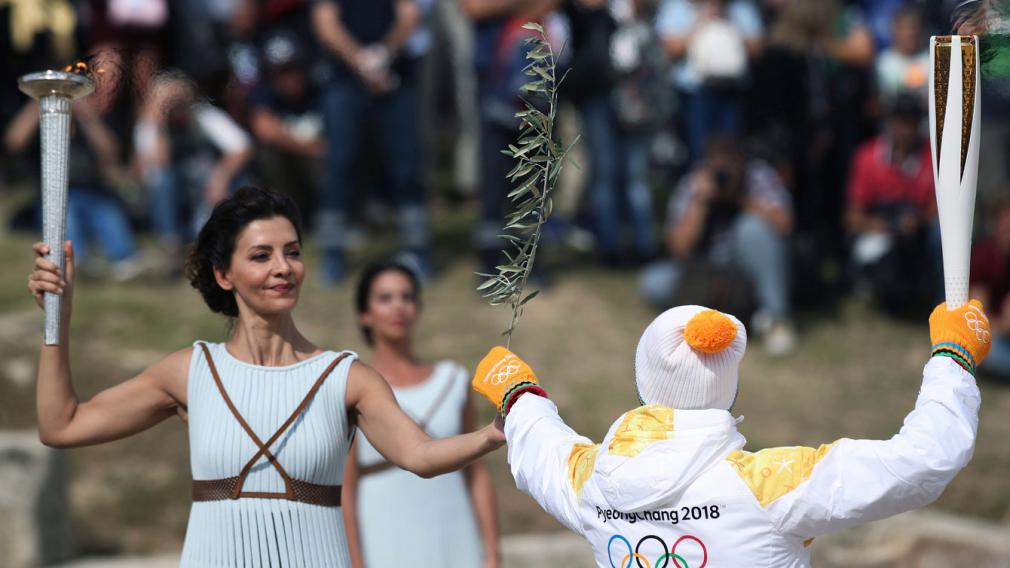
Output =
[{"x1": 470, "y1": 302, "x2": 991, "y2": 567}]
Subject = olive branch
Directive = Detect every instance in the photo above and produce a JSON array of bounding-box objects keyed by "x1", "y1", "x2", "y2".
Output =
[{"x1": 476, "y1": 22, "x2": 578, "y2": 348}]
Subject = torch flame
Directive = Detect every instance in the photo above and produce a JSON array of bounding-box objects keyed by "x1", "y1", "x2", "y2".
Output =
[{"x1": 62, "y1": 59, "x2": 104, "y2": 77}]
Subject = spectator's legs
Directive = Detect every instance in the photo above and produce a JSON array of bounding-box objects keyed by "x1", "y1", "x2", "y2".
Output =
[
  {"x1": 730, "y1": 212, "x2": 790, "y2": 318},
  {"x1": 732, "y1": 212, "x2": 795, "y2": 354},
  {"x1": 66, "y1": 189, "x2": 90, "y2": 267},
  {"x1": 255, "y1": 147, "x2": 318, "y2": 223},
  {"x1": 622, "y1": 133, "x2": 657, "y2": 259},
  {"x1": 683, "y1": 88, "x2": 742, "y2": 163},
  {"x1": 680, "y1": 89, "x2": 706, "y2": 165},
  {"x1": 88, "y1": 189, "x2": 141, "y2": 281},
  {"x1": 87, "y1": 192, "x2": 138, "y2": 263},
  {"x1": 67, "y1": 187, "x2": 140, "y2": 280},
  {"x1": 438, "y1": 0, "x2": 479, "y2": 193},
  {"x1": 578, "y1": 95, "x2": 621, "y2": 258},
  {"x1": 319, "y1": 76, "x2": 368, "y2": 283},
  {"x1": 980, "y1": 335, "x2": 1010, "y2": 379},
  {"x1": 377, "y1": 79, "x2": 432, "y2": 278},
  {"x1": 710, "y1": 88, "x2": 741, "y2": 137},
  {"x1": 147, "y1": 168, "x2": 182, "y2": 245},
  {"x1": 477, "y1": 118, "x2": 512, "y2": 226},
  {"x1": 639, "y1": 260, "x2": 683, "y2": 309},
  {"x1": 475, "y1": 96, "x2": 516, "y2": 273}
]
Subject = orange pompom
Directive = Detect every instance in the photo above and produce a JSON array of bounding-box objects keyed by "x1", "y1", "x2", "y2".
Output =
[{"x1": 684, "y1": 310, "x2": 738, "y2": 354}]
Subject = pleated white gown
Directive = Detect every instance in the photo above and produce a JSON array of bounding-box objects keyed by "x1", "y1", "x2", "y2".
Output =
[
  {"x1": 181, "y1": 342, "x2": 357, "y2": 567},
  {"x1": 354, "y1": 361, "x2": 483, "y2": 567}
]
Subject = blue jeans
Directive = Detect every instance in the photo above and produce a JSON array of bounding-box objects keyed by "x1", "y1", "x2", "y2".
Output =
[
  {"x1": 147, "y1": 168, "x2": 189, "y2": 243},
  {"x1": 579, "y1": 95, "x2": 657, "y2": 257},
  {"x1": 474, "y1": 87, "x2": 518, "y2": 253},
  {"x1": 639, "y1": 213, "x2": 790, "y2": 317},
  {"x1": 680, "y1": 88, "x2": 743, "y2": 164},
  {"x1": 148, "y1": 165, "x2": 253, "y2": 244},
  {"x1": 67, "y1": 187, "x2": 137, "y2": 264},
  {"x1": 318, "y1": 75, "x2": 425, "y2": 251}
]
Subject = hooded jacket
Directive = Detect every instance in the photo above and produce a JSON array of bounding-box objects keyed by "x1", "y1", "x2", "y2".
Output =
[{"x1": 504, "y1": 357, "x2": 979, "y2": 567}]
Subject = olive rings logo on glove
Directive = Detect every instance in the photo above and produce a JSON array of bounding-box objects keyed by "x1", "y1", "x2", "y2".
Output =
[
  {"x1": 482, "y1": 354, "x2": 523, "y2": 386},
  {"x1": 964, "y1": 309, "x2": 991, "y2": 343}
]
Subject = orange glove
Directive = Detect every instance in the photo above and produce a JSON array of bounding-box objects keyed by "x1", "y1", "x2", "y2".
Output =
[
  {"x1": 930, "y1": 300, "x2": 992, "y2": 373},
  {"x1": 472, "y1": 347, "x2": 547, "y2": 420}
]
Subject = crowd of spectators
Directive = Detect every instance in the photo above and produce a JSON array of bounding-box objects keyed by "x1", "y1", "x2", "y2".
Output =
[{"x1": 1, "y1": 0, "x2": 1008, "y2": 361}]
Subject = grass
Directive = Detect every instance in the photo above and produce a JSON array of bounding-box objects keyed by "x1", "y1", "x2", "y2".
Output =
[{"x1": 2, "y1": 213, "x2": 1009, "y2": 555}]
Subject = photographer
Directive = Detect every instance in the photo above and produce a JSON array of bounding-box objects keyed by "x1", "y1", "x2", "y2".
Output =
[
  {"x1": 640, "y1": 135, "x2": 796, "y2": 355},
  {"x1": 845, "y1": 93, "x2": 940, "y2": 316},
  {"x1": 249, "y1": 29, "x2": 325, "y2": 218}
]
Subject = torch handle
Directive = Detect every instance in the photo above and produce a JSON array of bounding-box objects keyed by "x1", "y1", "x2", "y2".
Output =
[
  {"x1": 39, "y1": 95, "x2": 72, "y2": 345},
  {"x1": 944, "y1": 275, "x2": 969, "y2": 310}
]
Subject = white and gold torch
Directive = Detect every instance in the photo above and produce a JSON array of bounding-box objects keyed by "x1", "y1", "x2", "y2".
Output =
[
  {"x1": 930, "y1": 35, "x2": 982, "y2": 310},
  {"x1": 18, "y1": 69, "x2": 94, "y2": 344}
]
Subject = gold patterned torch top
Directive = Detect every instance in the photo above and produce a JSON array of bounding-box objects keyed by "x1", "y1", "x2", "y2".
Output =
[{"x1": 932, "y1": 36, "x2": 978, "y2": 180}]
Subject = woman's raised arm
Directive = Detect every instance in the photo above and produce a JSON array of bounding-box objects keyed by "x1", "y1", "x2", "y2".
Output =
[
  {"x1": 30, "y1": 241, "x2": 186, "y2": 448},
  {"x1": 345, "y1": 361, "x2": 504, "y2": 478}
]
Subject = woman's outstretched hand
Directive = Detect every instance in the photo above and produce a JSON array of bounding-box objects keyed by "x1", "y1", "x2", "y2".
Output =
[
  {"x1": 28, "y1": 241, "x2": 74, "y2": 321},
  {"x1": 485, "y1": 416, "x2": 506, "y2": 446}
]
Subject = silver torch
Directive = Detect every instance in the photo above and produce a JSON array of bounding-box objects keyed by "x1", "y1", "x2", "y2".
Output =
[
  {"x1": 18, "y1": 70, "x2": 95, "y2": 345},
  {"x1": 929, "y1": 36, "x2": 981, "y2": 310}
]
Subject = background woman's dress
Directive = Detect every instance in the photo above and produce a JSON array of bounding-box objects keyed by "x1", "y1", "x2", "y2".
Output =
[{"x1": 355, "y1": 360, "x2": 484, "y2": 567}]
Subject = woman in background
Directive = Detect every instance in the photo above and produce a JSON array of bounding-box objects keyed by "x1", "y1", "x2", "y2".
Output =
[{"x1": 343, "y1": 263, "x2": 500, "y2": 567}]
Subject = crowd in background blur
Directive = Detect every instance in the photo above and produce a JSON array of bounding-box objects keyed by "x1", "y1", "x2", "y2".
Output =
[{"x1": 2, "y1": 0, "x2": 1009, "y2": 361}]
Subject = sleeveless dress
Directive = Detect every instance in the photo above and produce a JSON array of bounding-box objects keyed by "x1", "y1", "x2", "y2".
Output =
[
  {"x1": 181, "y1": 341, "x2": 357, "y2": 567},
  {"x1": 355, "y1": 360, "x2": 484, "y2": 567}
]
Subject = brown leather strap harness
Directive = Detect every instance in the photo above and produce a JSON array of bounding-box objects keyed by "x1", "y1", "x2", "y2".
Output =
[{"x1": 191, "y1": 343, "x2": 350, "y2": 507}]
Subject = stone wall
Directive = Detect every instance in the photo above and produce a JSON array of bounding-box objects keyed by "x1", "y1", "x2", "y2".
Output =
[
  {"x1": 812, "y1": 510, "x2": 1010, "y2": 568},
  {"x1": 0, "y1": 431, "x2": 74, "y2": 567}
]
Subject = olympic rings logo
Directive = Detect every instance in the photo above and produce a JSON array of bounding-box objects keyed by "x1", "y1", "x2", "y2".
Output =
[
  {"x1": 482, "y1": 355, "x2": 522, "y2": 386},
  {"x1": 608, "y1": 534, "x2": 708, "y2": 568},
  {"x1": 964, "y1": 310, "x2": 991, "y2": 344}
]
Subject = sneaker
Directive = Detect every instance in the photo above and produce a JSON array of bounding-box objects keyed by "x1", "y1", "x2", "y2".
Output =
[
  {"x1": 750, "y1": 309, "x2": 774, "y2": 336},
  {"x1": 764, "y1": 320, "x2": 797, "y2": 357},
  {"x1": 110, "y1": 258, "x2": 145, "y2": 283}
]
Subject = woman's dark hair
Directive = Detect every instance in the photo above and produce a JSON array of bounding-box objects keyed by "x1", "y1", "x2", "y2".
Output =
[
  {"x1": 354, "y1": 261, "x2": 422, "y2": 345},
  {"x1": 185, "y1": 186, "x2": 303, "y2": 317}
]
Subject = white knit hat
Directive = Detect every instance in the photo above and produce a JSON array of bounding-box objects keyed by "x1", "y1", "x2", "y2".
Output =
[{"x1": 634, "y1": 305, "x2": 747, "y2": 410}]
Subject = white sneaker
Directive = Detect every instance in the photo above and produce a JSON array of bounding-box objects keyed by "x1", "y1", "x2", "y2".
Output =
[
  {"x1": 764, "y1": 321, "x2": 797, "y2": 357},
  {"x1": 110, "y1": 258, "x2": 144, "y2": 283},
  {"x1": 751, "y1": 309, "x2": 774, "y2": 336}
]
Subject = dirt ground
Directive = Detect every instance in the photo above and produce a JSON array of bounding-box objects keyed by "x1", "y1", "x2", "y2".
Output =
[{"x1": 2, "y1": 226, "x2": 1009, "y2": 556}]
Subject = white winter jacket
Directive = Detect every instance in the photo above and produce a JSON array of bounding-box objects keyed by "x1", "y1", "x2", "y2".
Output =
[{"x1": 504, "y1": 357, "x2": 979, "y2": 567}]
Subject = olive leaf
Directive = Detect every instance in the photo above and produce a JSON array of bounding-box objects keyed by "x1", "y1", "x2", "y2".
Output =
[{"x1": 476, "y1": 24, "x2": 578, "y2": 348}]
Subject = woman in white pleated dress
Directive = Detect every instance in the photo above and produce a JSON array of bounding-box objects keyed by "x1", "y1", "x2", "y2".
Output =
[
  {"x1": 28, "y1": 187, "x2": 504, "y2": 567},
  {"x1": 343, "y1": 263, "x2": 500, "y2": 567}
]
